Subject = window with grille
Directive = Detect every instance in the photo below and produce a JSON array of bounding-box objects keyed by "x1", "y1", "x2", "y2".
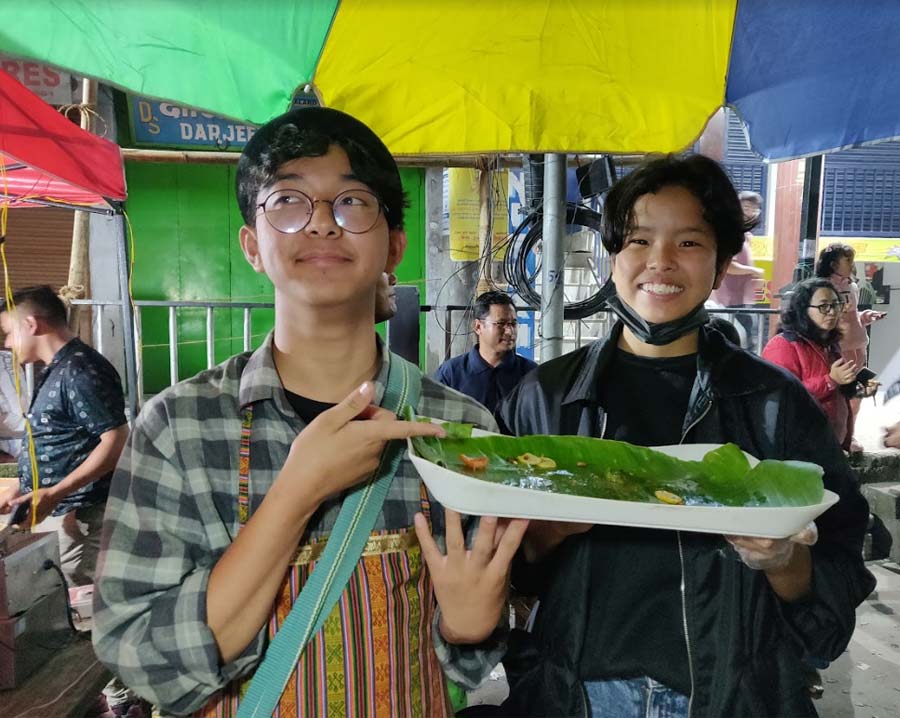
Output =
[{"x1": 821, "y1": 141, "x2": 900, "y2": 237}]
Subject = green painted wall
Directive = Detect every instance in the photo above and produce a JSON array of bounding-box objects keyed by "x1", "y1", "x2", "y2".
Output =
[{"x1": 124, "y1": 162, "x2": 426, "y2": 394}]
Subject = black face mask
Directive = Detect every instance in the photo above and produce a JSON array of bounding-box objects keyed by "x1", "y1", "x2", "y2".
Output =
[{"x1": 599, "y1": 279, "x2": 710, "y2": 346}]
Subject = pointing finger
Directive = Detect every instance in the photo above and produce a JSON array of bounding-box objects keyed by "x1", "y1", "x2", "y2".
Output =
[{"x1": 314, "y1": 382, "x2": 377, "y2": 430}]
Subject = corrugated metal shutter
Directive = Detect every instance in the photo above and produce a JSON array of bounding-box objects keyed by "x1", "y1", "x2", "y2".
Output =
[
  {"x1": 0, "y1": 207, "x2": 73, "y2": 290},
  {"x1": 723, "y1": 109, "x2": 768, "y2": 234},
  {"x1": 821, "y1": 141, "x2": 900, "y2": 236}
]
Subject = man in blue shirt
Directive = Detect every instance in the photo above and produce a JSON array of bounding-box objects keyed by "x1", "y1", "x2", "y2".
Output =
[
  {"x1": 435, "y1": 290, "x2": 536, "y2": 413},
  {"x1": 0, "y1": 285, "x2": 128, "y2": 587}
]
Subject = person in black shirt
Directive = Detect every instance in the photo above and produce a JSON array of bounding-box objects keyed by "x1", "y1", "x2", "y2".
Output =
[
  {"x1": 496, "y1": 155, "x2": 874, "y2": 717},
  {"x1": 435, "y1": 290, "x2": 536, "y2": 413},
  {"x1": 0, "y1": 285, "x2": 128, "y2": 586}
]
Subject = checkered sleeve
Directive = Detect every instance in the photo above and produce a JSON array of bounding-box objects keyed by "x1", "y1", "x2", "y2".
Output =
[
  {"x1": 417, "y1": 378, "x2": 510, "y2": 687},
  {"x1": 92, "y1": 395, "x2": 264, "y2": 715}
]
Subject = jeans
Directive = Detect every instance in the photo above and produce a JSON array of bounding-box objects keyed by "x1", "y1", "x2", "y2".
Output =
[{"x1": 584, "y1": 677, "x2": 689, "y2": 718}]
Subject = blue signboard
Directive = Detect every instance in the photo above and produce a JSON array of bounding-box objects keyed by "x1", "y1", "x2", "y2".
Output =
[{"x1": 129, "y1": 96, "x2": 257, "y2": 150}]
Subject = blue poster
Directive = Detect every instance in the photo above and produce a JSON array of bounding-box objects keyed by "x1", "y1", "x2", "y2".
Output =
[{"x1": 129, "y1": 96, "x2": 257, "y2": 150}]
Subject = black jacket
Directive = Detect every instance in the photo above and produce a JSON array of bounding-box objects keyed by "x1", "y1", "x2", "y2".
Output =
[{"x1": 495, "y1": 325, "x2": 875, "y2": 718}]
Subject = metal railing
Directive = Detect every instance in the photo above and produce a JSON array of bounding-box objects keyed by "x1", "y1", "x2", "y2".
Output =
[
  {"x1": 71, "y1": 298, "x2": 274, "y2": 415},
  {"x1": 68, "y1": 299, "x2": 781, "y2": 414}
]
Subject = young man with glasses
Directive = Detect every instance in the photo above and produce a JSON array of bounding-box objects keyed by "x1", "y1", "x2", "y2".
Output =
[
  {"x1": 92, "y1": 107, "x2": 527, "y2": 717},
  {"x1": 435, "y1": 290, "x2": 536, "y2": 413}
]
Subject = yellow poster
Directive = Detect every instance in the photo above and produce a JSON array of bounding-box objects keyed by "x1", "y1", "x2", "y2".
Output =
[
  {"x1": 448, "y1": 169, "x2": 509, "y2": 261},
  {"x1": 816, "y1": 237, "x2": 900, "y2": 263},
  {"x1": 749, "y1": 235, "x2": 773, "y2": 261}
]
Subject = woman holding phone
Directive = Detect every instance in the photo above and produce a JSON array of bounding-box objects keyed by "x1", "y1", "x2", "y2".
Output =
[{"x1": 762, "y1": 278, "x2": 858, "y2": 450}]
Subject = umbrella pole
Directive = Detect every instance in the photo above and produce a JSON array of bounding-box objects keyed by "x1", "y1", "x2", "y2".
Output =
[
  {"x1": 64, "y1": 78, "x2": 98, "y2": 340},
  {"x1": 540, "y1": 153, "x2": 566, "y2": 360}
]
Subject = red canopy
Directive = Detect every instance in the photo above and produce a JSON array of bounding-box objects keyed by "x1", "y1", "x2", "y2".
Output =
[{"x1": 0, "y1": 69, "x2": 126, "y2": 213}]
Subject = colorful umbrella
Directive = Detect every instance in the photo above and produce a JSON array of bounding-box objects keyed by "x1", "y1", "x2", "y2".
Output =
[
  {"x1": 1, "y1": 0, "x2": 898, "y2": 160},
  {"x1": 0, "y1": 69, "x2": 126, "y2": 213}
]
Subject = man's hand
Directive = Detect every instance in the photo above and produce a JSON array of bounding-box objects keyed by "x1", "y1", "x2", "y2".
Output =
[
  {"x1": 725, "y1": 522, "x2": 818, "y2": 572},
  {"x1": 415, "y1": 509, "x2": 529, "y2": 645},
  {"x1": 9, "y1": 486, "x2": 62, "y2": 524},
  {"x1": 0, "y1": 485, "x2": 20, "y2": 514},
  {"x1": 829, "y1": 358, "x2": 858, "y2": 385},
  {"x1": 275, "y1": 382, "x2": 446, "y2": 515}
]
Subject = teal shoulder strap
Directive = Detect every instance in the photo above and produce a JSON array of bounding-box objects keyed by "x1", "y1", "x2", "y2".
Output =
[{"x1": 237, "y1": 353, "x2": 422, "y2": 718}]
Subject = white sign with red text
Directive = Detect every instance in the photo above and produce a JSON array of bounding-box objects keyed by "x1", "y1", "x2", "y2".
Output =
[{"x1": 0, "y1": 56, "x2": 74, "y2": 105}]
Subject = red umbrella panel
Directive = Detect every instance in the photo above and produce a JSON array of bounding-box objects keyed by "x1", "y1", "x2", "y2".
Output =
[{"x1": 0, "y1": 69, "x2": 126, "y2": 213}]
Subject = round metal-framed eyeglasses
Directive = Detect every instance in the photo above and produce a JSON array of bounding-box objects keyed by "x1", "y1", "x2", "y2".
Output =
[{"x1": 256, "y1": 188, "x2": 386, "y2": 234}]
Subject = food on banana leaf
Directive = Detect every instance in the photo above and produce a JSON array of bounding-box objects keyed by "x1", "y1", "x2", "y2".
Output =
[{"x1": 410, "y1": 419, "x2": 824, "y2": 508}]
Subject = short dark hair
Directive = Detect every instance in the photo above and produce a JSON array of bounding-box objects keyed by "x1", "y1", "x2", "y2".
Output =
[
  {"x1": 780, "y1": 277, "x2": 842, "y2": 345},
  {"x1": 236, "y1": 107, "x2": 407, "y2": 230},
  {"x1": 601, "y1": 154, "x2": 746, "y2": 272},
  {"x1": 815, "y1": 242, "x2": 855, "y2": 278},
  {"x1": 474, "y1": 290, "x2": 515, "y2": 321},
  {"x1": 0, "y1": 285, "x2": 67, "y2": 327}
]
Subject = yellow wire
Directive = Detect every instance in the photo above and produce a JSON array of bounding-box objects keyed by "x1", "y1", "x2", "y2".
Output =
[{"x1": 0, "y1": 158, "x2": 41, "y2": 529}]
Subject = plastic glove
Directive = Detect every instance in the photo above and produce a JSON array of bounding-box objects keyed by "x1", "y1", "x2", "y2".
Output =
[{"x1": 725, "y1": 522, "x2": 818, "y2": 571}]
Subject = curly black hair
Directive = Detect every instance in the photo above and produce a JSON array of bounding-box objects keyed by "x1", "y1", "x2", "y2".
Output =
[
  {"x1": 601, "y1": 154, "x2": 748, "y2": 272},
  {"x1": 780, "y1": 277, "x2": 843, "y2": 346},
  {"x1": 235, "y1": 107, "x2": 407, "y2": 230},
  {"x1": 814, "y1": 242, "x2": 855, "y2": 278}
]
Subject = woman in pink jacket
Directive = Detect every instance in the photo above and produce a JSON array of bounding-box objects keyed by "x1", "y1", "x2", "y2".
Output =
[
  {"x1": 762, "y1": 278, "x2": 858, "y2": 449},
  {"x1": 815, "y1": 243, "x2": 886, "y2": 450},
  {"x1": 815, "y1": 243, "x2": 885, "y2": 366}
]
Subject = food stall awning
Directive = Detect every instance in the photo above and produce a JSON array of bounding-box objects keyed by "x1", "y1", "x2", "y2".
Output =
[
  {"x1": 0, "y1": 69, "x2": 126, "y2": 214},
  {"x1": 2, "y1": 1, "x2": 899, "y2": 160}
]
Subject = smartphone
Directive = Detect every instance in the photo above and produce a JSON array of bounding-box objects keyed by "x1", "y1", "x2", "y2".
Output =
[
  {"x1": 9, "y1": 501, "x2": 29, "y2": 525},
  {"x1": 856, "y1": 367, "x2": 877, "y2": 384}
]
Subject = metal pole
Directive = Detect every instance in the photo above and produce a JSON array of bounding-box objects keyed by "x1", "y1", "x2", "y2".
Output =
[
  {"x1": 115, "y1": 218, "x2": 140, "y2": 419},
  {"x1": 168, "y1": 306, "x2": 179, "y2": 386},
  {"x1": 795, "y1": 155, "x2": 824, "y2": 283},
  {"x1": 243, "y1": 307, "x2": 252, "y2": 352},
  {"x1": 93, "y1": 304, "x2": 104, "y2": 356},
  {"x1": 133, "y1": 307, "x2": 144, "y2": 404},
  {"x1": 444, "y1": 307, "x2": 453, "y2": 361},
  {"x1": 24, "y1": 363, "x2": 34, "y2": 402},
  {"x1": 541, "y1": 153, "x2": 566, "y2": 360},
  {"x1": 206, "y1": 306, "x2": 215, "y2": 369}
]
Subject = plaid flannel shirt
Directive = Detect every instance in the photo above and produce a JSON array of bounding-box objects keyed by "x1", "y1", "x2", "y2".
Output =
[{"x1": 93, "y1": 334, "x2": 504, "y2": 715}]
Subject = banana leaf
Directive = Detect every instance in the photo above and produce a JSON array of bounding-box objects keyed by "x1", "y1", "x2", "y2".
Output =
[{"x1": 410, "y1": 420, "x2": 824, "y2": 508}]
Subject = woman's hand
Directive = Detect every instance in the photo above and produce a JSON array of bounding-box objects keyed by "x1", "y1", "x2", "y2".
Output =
[
  {"x1": 829, "y1": 358, "x2": 858, "y2": 385},
  {"x1": 860, "y1": 309, "x2": 886, "y2": 325}
]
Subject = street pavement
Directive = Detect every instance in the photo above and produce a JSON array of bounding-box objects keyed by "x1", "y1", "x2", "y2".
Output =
[{"x1": 818, "y1": 560, "x2": 900, "y2": 718}]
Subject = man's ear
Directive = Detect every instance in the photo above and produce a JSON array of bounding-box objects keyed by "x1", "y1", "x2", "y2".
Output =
[
  {"x1": 239, "y1": 225, "x2": 265, "y2": 274},
  {"x1": 385, "y1": 229, "x2": 408, "y2": 272},
  {"x1": 20, "y1": 313, "x2": 40, "y2": 337}
]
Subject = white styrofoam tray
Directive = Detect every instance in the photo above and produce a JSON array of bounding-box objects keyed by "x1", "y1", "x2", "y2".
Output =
[{"x1": 408, "y1": 432, "x2": 839, "y2": 539}]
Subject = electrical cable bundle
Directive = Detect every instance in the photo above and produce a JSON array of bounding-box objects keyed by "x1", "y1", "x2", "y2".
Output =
[{"x1": 503, "y1": 202, "x2": 608, "y2": 319}]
